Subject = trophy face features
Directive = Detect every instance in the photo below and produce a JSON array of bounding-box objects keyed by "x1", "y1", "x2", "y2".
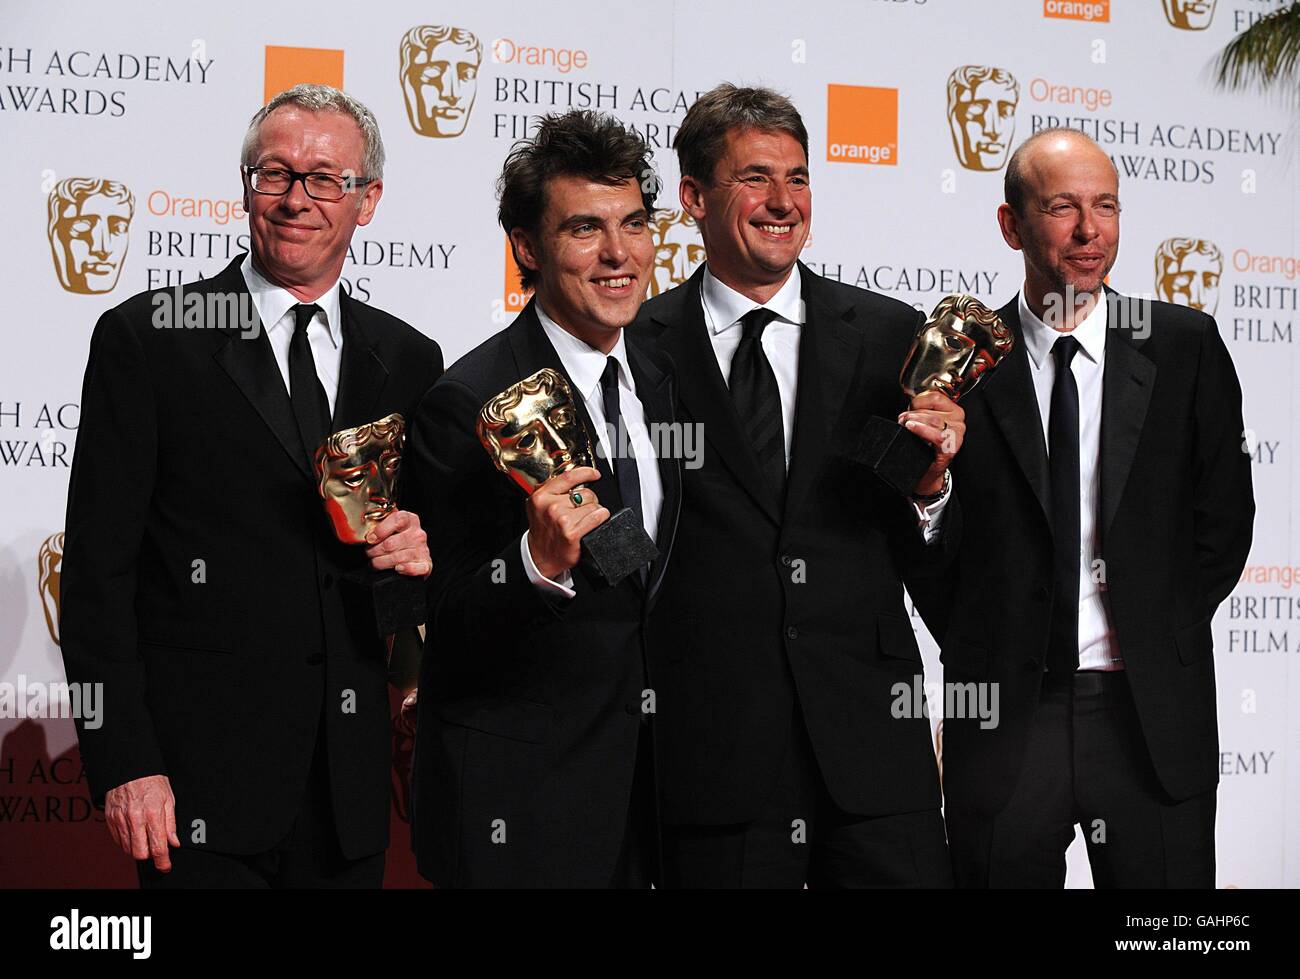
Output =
[
  {"x1": 315, "y1": 413, "x2": 406, "y2": 545},
  {"x1": 901, "y1": 294, "x2": 1014, "y2": 401},
  {"x1": 478, "y1": 368, "x2": 591, "y2": 495}
]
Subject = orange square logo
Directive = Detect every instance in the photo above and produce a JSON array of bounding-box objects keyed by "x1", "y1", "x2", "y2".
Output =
[
  {"x1": 1042, "y1": 0, "x2": 1110, "y2": 23},
  {"x1": 826, "y1": 85, "x2": 898, "y2": 166},
  {"x1": 264, "y1": 46, "x2": 345, "y2": 103},
  {"x1": 504, "y1": 237, "x2": 533, "y2": 314}
]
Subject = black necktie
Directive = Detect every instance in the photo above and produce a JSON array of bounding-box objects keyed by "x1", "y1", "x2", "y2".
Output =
[
  {"x1": 600, "y1": 356, "x2": 643, "y2": 533},
  {"x1": 1047, "y1": 334, "x2": 1081, "y2": 676},
  {"x1": 288, "y1": 302, "x2": 331, "y2": 462},
  {"x1": 729, "y1": 307, "x2": 786, "y2": 500}
]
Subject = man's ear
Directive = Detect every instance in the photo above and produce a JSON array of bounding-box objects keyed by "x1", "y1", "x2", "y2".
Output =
[
  {"x1": 509, "y1": 227, "x2": 541, "y2": 281},
  {"x1": 356, "y1": 179, "x2": 384, "y2": 226},
  {"x1": 240, "y1": 167, "x2": 251, "y2": 214},
  {"x1": 679, "y1": 176, "x2": 708, "y2": 223},
  {"x1": 996, "y1": 203, "x2": 1022, "y2": 251}
]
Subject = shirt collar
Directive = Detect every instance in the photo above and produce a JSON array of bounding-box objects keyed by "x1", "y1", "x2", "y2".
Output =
[
  {"x1": 1017, "y1": 286, "x2": 1107, "y2": 369},
  {"x1": 535, "y1": 301, "x2": 635, "y2": 403},
  {"x1": 702, "y1": 263, "x2": 805, "y2": 335},
  {"x1": 241, "y1": 252, "x2": 343, "y2": 348}
]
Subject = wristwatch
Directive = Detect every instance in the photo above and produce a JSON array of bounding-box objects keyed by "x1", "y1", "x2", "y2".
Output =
[{"x1": 911, "y1": 468, "x2": 950, "y2": 506}]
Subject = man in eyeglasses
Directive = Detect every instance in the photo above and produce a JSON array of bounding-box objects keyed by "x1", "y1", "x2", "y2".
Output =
[{"x1": 59, "y1": 84, "x2": 443, "y2": 888}]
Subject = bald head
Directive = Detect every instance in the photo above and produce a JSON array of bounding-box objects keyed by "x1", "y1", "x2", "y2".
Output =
[{"x1": 1005, "y1": 127, "x2": 1117, "y2": 216}]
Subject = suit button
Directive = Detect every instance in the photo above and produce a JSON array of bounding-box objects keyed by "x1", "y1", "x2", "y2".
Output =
[
  {"x1": 1025, "y1": 657, "x2": 1040, "y2": 670},
  {"x1": 625, "y1": 703, "x2": 638, "y2": 716},
  {"x1": 323, "y1": 574, "x2": 335, "y2": 589},
  {"x1": 306, "y1": 653, "x2": 324, "y2": 666},
  {"x1": 780, "y1": 555, "x2": 792, "y2": 567},
  {"x1": 785, "y1": 626, "x2": 799, "y2": 640},
  {"x1": 1035, "y1": 585, "x2": 1049, "y2": 601}
]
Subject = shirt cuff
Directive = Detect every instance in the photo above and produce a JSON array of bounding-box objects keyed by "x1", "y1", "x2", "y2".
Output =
[
  {"x1": 912, "y1": 472, "x2": 953, "y2": 545},
  {"x1": 520, "y1": 531, "x2": 576, "y2": 599}
]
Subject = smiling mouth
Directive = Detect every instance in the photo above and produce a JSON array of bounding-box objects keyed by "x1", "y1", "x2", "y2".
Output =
[
  {"x1": 754, "y1": 223, "x2": 795, "y2": 238},
  {"x1": 594, "y1": 275, "x2": 635, "y2": 292}
]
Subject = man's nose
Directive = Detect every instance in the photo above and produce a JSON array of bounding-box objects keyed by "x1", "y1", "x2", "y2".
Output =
[
  {"x1": 279, "y1": 176, "x2": 314, "y2": 213},
  {"x1": 766, "y1": 181, "x2": 794, "y2": 215},
  {"x1": 1075, "y1": 209, "x2": 1100, "y2": 241},
  {"x1": 601, "y1": 229, "x2": 630, "y2": 267}
]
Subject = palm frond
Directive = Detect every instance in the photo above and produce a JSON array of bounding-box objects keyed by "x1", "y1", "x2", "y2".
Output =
[{"x1": 1213, "y1": 2, "x2": 1300, "y2": 94}]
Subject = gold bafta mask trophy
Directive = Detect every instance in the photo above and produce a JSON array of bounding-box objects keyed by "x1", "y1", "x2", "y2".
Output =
[
  {"x1": 314, "y1": 413, "x2": 427, "y2": 638},
  {"x1": 856, "y1": 294, "x2": 1014, "y2": 496},
  {"x1": 477, "y1": 368, "x2": 658, "y2": 586}
]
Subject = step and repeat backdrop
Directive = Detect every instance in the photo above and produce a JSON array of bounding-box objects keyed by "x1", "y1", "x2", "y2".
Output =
[{"x1": 1, "y1": 0, "x2": 1296, "y2": 887}]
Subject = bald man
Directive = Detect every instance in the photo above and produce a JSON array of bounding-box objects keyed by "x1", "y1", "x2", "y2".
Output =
[{"x1": 916, "y1": 128, "x2": 1254, "y2": 888}]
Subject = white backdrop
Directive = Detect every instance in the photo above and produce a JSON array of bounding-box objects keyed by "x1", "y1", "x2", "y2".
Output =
[{"x1": 1, "y1": 0, "x2": 1295, "y2": 887}]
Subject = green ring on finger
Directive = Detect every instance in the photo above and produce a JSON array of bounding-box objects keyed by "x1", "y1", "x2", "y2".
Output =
[{"x1": 570, "y1": 489, "x2": 585, "y2": 508}]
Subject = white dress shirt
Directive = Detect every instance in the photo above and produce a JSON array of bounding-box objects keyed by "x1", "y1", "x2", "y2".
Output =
[
  {"x1": 1018, "y1": 289, "x2": 1123, "y2": 672},
  {"x1": 521, "y1": 305, "x2": 665, "y2": 598},
  {"x1": 240, "y1": 253, "x2": 344, "y2": 416},
  {"x1": 700, "y1": 264, "x2": 949, "y2": 540}
]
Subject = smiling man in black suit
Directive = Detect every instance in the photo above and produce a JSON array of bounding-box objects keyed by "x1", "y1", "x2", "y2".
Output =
[
  {"x1": 407, "y1": 110, "x2": 680, "y2": 888},
  {"x1": 60, "y1": 84, "x2": 443, "y2": 888},
  {"x1": 633, "y1": 84, "x2": 965, "y2": 888}
]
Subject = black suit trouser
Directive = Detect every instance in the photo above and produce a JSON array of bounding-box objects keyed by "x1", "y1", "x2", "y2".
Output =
[
  {"x1": 949, "y1": 670, "x2": 1216, "y2": 888},
  {"x1": 137, "y1": 716, "x2": 385, "y2": 889},
  {"x1": 661, "y1": 704, "x2": 953, "y2": 888}
]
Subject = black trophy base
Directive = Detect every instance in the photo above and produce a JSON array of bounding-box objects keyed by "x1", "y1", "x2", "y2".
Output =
[
  {"x1": 580, "y1": 506, "x2": 658, "y2": 586},
  {"x1": 343, "y1": 568, "x2": 428, "y2": 636},
  {"x1": 853, "y1": 415, "x2": 935, "y2": 498}
]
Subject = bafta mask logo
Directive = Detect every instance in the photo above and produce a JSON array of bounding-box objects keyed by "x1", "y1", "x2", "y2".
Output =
[
  {"x1": 478, "y1": 368, "x2": 590, "y2": 495},
  {"x1": 650, "y1": 210, "x2": 706, "y2": 298},
  {"x1": 947, "y1": 67, "x2": 1020, "y2": 172},
  {"x1": 400, "y1": 25, "x2": 482, "y2": 138},
  {"x1": 47, "y1": 178, "x2": 135, "y2": 294},
  {"x1": 38, "y1": 532, "x2": 64, "y2": 647},
  {"x1": 314, "y1": 414, "x2": 406, "y2": 546},
  {"x1": 1162, "y1": 0, "x2": 1217, "y2": 30},
  {"x1": 1155, "y1": 238, "x2": 1222, "y2": 315},
  {"x1": 902, "y1": 294, "x2": 1015, "y2": 400}
]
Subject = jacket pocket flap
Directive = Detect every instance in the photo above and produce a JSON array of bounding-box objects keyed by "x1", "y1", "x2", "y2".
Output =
[
  {"x1": 437, "y1": 699, "x2": 554, "y2": 744},
  {"x1": 877, "y1": 613, "x2": 922, "y2": 661}
]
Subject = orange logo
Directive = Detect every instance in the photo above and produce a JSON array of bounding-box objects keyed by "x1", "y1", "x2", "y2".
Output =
[
  {"x1": 1155, "y1": 238, "x2": 1222, "y2": 315},
  {"x1": 263, "y1": 46, "x2": 345, "y2": 103},
  {"x1": 47, "y1": 179, "x2": 134, "y2": 294},
  {"x1": 826, "y1": 84, "x2": 898, "y2": 166},
  {"x1": 1043, "y1": 0, "x2": 1111, "y2": 21},
  {"x1": 1163, "y1": 0, "x2": 1217, "y2": 30},
  {"x1": 504, "y1": 236, "x2": 533, "y2": 314}
]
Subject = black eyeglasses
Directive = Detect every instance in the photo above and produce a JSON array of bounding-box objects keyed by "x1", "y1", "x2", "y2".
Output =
[{"x1": 243, "y1": 165, "x2": 373, "y2": 202}]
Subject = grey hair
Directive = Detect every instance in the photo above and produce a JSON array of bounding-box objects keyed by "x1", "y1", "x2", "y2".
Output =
[{"x1": 241, "y1": 83, "x2": 386, "y2": 181}]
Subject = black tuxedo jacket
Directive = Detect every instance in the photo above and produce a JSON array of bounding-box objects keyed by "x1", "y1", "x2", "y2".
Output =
[
  {"x1": 631, "y1": 263, "x2": 960, "y2": 826},
  {"x1": 920, "y1": 292, "x2": 1254, "y2": 819},
  {"x1": 60, "y1": 254, "x2": 443, "y2": 859},
  {"x1": 407, "y1": 301, "x2": 681, "y2": 888}
]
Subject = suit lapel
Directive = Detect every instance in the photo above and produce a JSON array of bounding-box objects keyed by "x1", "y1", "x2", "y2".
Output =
[
  {"x1": 782, "y1": 265, "x2": 863, "y2": 522},
  {"x1": 209, "y1": 256, "x2": 315, "y2": 483},
  {"x1": 1099, "y1": 292, "x2": 1156, "y2": 540},
  {"x1": 650, "y1": 267, "x2": 781, "y2": 525},
  {"x1": 981, "y1": 297, "x2": 1051, "y2": 522},
  {"x1": 626, "y1": 339, "x2": 680, "y2": 602},
  {"x1": 332, "y1": 293, "x2": 390, "y2": 433}
]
